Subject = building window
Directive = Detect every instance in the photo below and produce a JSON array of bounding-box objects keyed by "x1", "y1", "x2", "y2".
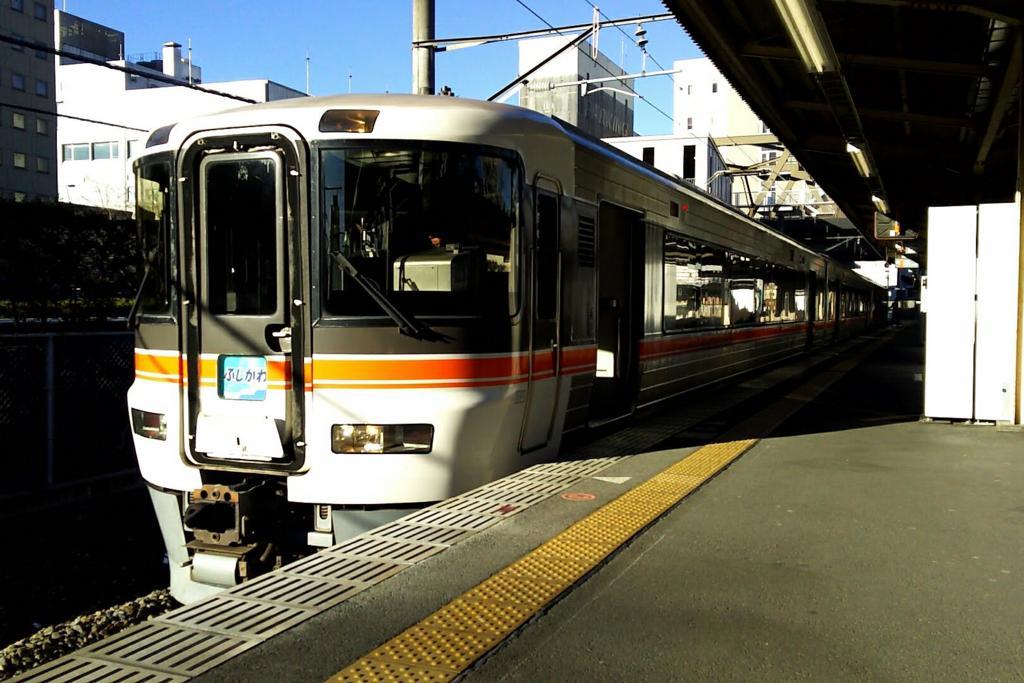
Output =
[
  {"x1": 13, "y1": 152, "x2": 27, "y2": 169},
  {"x1": 11, "y1": 33, "x2": 24, "y2": 52},
  {"x1": 12, "y1": 112, "x2": 25, "y2": 129},
  {"x1": 128, "y1": 139, "x2": 140, "y2": 158},
  {"x1": 10, "y1": 0, "x2": 23, "y2": 12},
  {"x1": 642, "y1": 147, "x2": 655, "y2": 165},
  {"x1": 62, "y1": 143, "x2": 90, "y2": 161},
  {"x1": 33, "y1": 2, "x2": 45, "y2": 20},
  {"x1": 11, "y1": 73, "x2": 25, "y2": 91},
  {"x1": 712, "y1": 82, "x2": 718, "y2": 93},
  {"x1": 683, "y1": 145, "x2": 696, "y2": 181},
  {"x1": 35, "y1": 156, "x2": 48, "y2": 173},
  {"x1": 92, "y1": 141, "x2": 119, "y2": 160},
  {"x1": 35, "y1": 118, "x2": 47, "y2": 135},
  {"x1": 35, "y1": 79, "x2": 47, "y2": 97},
  {"x1": 686, "y1": 117, "x2": 693, "y2": 130}
]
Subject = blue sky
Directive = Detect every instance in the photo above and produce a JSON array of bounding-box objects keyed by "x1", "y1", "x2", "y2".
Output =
[{"x1": 56, "y1": 0, "x2": 703, "y2": 135}]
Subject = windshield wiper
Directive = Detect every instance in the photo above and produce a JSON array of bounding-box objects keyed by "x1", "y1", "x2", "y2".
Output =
[
  {"x1": 126, "y1": 263, "x2": 151, "y2": 329},
  {"x1": 329, "y1": 250, "x2": 450, "y2": 343}
]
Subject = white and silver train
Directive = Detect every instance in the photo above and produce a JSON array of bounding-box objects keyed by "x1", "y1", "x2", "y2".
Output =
[{"x1": 128, "y1": 94, "x2": 880, "y2": 602}]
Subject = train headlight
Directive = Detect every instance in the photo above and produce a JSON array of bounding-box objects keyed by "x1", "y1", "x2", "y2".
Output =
[
  {"x1": 331, "y1": 424, "x2": 433, "y2": 454},
  {"x1": 131, "y1": 408, "x2": 167, "y2": 441}
]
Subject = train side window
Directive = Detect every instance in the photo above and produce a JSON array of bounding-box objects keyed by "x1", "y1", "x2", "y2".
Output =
[
  {"x1": 762, "y1": 265, "x2": 804, "y2": 323},
  {"x1": 761, "y1": 262, "x2": 779, "y2": 322},
  {"x1": 663, "y1": 232, "x2": 724, "y2": 332},
  {"x1": 816, "y1": 277, "x2": 826, "y2": 321},
  {"x1": 726, "y1": 252, "x2": 761, "y2": 326},
  {"x1": 136, "y1": 159, "x2": 172, "y2": 317},
  {"x1": 535, "y1": 192, "x2": 559, "y2": 320},
  {"x1": 793, "y1": 270, "x2": 807, "y2": 321}
]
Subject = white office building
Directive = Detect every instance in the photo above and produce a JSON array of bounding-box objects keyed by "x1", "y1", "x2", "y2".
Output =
[
  {"x1": 54, "y1": 11, "x2": 305, "y2": 212},
  {"x1": 673, "y1": 56, "x2": 830, "y2": 215},
  {"x1": 604, "y1": 134, "x2": 731, "y2": 204}
]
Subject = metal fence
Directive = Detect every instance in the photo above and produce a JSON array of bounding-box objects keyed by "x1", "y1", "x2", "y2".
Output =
[{"x1": 0, "y1": 331, "x2": 135, "y2": 495}]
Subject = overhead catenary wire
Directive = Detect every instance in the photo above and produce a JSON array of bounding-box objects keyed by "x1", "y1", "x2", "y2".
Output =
[
  {"x1": 0, "y1": 100, "x2": 149, "y2": 132},
  {"x1": 510, "y1": 0, "x2": 767, "y2": 174},
  {"x1": 580, "y1": 0, "x2": 670, "y2": 74},
  {"x1": 574, "y1": 1, "x2": 769, "y2": 169},
  {"x1": 511, "y1": 0, "x2": 675, "y2": 124},
  {"x1": 0, "y1": 34, "x2": 257, "y2": 104},
  {"x1": 417, "y1": 12, "x2": 674, "y2": 48},
  {"x1": 519, "y1": 0, "x2": 819, "y2": 213}
]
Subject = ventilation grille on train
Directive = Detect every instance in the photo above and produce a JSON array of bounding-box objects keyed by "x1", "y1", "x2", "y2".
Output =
[{"x1": 578, "y1": 216, "x2": 596, "y2": 267}]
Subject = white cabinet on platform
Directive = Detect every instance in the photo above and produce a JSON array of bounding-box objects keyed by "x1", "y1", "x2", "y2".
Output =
[{"x1": 924, "y1": 203, "x2": 1019, "y2": 422}]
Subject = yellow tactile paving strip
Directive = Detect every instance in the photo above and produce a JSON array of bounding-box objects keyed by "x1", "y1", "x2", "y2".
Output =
[{"x1": 329, "y1": 438, "x2": 758, "y2": 682}]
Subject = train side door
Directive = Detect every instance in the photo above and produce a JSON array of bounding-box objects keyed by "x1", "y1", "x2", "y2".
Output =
[
  {"x1": 182, "y1": 136, "x2": 305, "y2": 470},
  {"x1": 520, "y1": 185, "x2": 561, "y2": 453},
  {"x1": 589, "y1": 202, "x2": 643, "y2": 422}
]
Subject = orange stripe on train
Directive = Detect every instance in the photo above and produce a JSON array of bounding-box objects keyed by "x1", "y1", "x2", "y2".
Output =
[
  {"x1": 134, "y1": 347, "x2": 597, "y2": 388},
  {"x1": 639, "y1": 323, "x2": 806, "y2": 360}
]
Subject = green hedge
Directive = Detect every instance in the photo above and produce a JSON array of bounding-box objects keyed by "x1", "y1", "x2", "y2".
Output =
[{"x1": 0, "y1": 200, "x2": 138, "y2": 324}]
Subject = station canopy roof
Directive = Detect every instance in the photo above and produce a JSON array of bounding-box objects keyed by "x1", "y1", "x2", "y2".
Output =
[{"x1": 663, "y1": 0, "x2": 1023, "y2": 244}]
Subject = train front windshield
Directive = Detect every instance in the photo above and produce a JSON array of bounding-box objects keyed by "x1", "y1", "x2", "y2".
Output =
[{"x1": 321, "y1": 143, "x2": 520, "y2": 319}]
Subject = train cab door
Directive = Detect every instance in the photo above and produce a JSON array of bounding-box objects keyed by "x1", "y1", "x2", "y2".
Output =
[
  {"x1": 182, "y1": 136, "x2": 306, "y2": 470},
  {"x1": 520, "y1": 184, "x2": 561, "y2": 453}
]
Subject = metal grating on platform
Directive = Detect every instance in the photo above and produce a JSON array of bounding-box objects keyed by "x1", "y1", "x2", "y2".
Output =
[
  {"x1": 465, "y1": 487, "x2": 556, "y2": 507},
  {"x1": 503, "y1": 469, "x2": 589, "y2": 484},
  {"x1": 284, "y1": 552, "x2": 407, "y2": 585},
  {"x1": 11, "y1": 655, "x2": 189, "y2": 683},
  {"x1": 431, "y1": 495, "x2": 529, "y2": 516},
  {"x1": 157, "y1": 595, "x2": 310, "y2": 639},
  {"x1": 331, "y1": 536, "x2": 448, "y2": 564},
  {"x1": 478, "y1": 479, "x2": 567, "y2": 496},
  {"x1": 370, "y1": 521, "x2": 476, "y2": 546},
  {"x1": 15, "y1": 456, "x2": 625, "y2": 682},
  {"x1": 230, "y1": 573, "x2": 363, "y2": 609},
  {"x1": 82, "y1": 622, "x2": 254, "y2": 676},
  {"x1": 399, "y1": 507, "x2": 500, "y2": 531}
]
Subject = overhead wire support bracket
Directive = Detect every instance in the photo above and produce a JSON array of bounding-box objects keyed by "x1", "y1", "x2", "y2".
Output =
[
  {"x1": 487, "y1": 28, "x2": 594, "y2": 102},
  {"x1": 415, "y1": 13, "x2": 673, "y2": 50}
]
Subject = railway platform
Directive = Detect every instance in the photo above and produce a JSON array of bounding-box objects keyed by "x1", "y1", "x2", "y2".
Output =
[{"x1": 19, "y1": 322, "x2": 1024, "y2": 682}]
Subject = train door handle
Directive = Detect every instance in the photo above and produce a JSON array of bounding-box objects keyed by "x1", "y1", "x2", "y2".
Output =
[{"x1": 266, "y1": 324, "x2": 292, "y2": 353}]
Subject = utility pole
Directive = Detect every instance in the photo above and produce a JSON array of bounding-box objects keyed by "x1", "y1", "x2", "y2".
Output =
[{"x1": 412, "y1": 0, "x2": 435, "y2": 95}]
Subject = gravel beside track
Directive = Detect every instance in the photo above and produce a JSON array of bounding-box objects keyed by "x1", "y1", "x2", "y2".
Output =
[{"x1": 0, "y1": 589, "x2": 176, "y2": 680}]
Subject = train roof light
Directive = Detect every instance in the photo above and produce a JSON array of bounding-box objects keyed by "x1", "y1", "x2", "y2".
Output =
[{"x1": 319, "y1": 109, "x2": 379, "y2": 134}]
